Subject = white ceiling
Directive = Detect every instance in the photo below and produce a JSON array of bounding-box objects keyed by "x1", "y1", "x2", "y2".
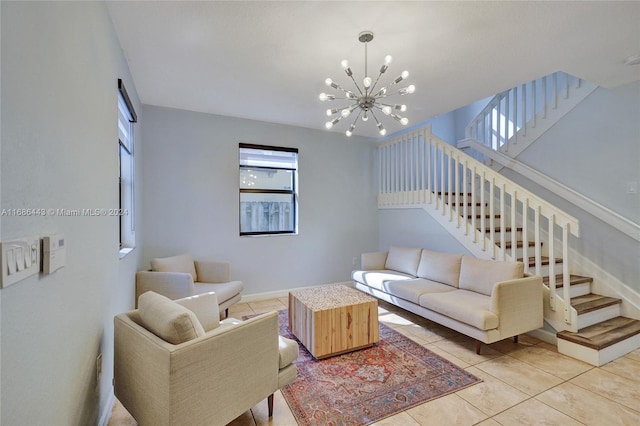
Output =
[{"x1": 107, "y1": 1, "x2": 640, "y2": 139}]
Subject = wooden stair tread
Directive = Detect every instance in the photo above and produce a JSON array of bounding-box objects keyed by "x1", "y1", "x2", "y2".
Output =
[
  {"x1": 557, "y1": 316, "x2": 640, "y2": 350},
  {"x1": 570, "y1": 293, "x2": 621, "y2": 315},
  {"x1": 542, "y1": 274, "x2": 593, "y2": 288},
  {"x1": 496, "y1": 240, "x2": 537, "y2": 249},
  {"x1": 519, "y1": 256, "x2": 562, "y2": 267},
  {"x1": 484, "y1": 227, "x2": 523, "y2": 233}
]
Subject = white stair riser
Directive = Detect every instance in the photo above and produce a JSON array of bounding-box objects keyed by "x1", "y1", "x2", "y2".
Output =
[
  {"x1": 577, "y1": 304, "x2": 621, "y2": 330},
  {"x1": 558, "y1": 333, "x2": 640, "y2": 366},
  {"x1": 554, "y1": 282, "x2": 591, "y2": 298}
]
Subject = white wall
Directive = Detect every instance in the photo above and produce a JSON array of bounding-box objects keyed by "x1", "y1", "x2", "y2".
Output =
[
  {"x1": 504, "y1": 82, "x2": 640, "y2": 288},
  {"x1": 1, "y1": 2, "x2": 142, "y2": 424},
  {"x1": 141, "y1": 106, "x2": 378, "y2": 294}
]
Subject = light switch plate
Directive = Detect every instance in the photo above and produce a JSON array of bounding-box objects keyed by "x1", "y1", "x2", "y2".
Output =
[{"x1": 1, "y1": 236, "x2": 40, "y2": 288}]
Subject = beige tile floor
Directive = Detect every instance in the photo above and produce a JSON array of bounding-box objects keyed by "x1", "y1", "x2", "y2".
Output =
[{"x1": 109, "y1": 297, "x2": 640, "y2": 426}]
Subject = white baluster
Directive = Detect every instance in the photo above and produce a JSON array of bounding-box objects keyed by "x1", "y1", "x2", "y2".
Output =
[
  {"x1": 480, "y1": 172, "x2": 486, "y2": 251},
  {"x1": 542, "y1": 76, "x2": 547, "y2": 119},
  {"x1": 511, "y1": 190, "x2": 517, "y2": 261},
  {"x1": 489, "y1": 178, "x2": 495, "y2": 258},
  {"x1": 532, "y1": 79, "x2": 537, "y2": 129},
  {"x1": 463, "y1": 160, "x2": 469, "y2": 234},
  {"x1": 471, "y1": 167, "x2": 477, "y2": 243},
  {"x1": 548, "y1": 214, "x2": 556, "y2": 311},
  {"x1": 563, "y1": 224, "x2": 571, "y2": 324},
  {"x1": 521, "y1": 83, "x2": 527, "y2": 137},
  {"x1": 534, "y1": 205, "x2": 541, "y2": 276},
  {"x1": 522, "y1": 198, "x2": 529, "y2": 274},
  {"x1": 500, "y1": 184, "x2": 506, "y2": 260}
]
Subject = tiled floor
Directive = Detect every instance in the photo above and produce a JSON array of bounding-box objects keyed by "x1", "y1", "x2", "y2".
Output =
[{"x1": 109, "y1": 297, "x2": 640, "y2": 426}]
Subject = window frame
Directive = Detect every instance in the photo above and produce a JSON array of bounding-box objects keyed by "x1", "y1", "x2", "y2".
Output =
[
  {"x1": 118, "y1": 79, "x2": 137, "y2": 255},
  {"x1": 239, "y1": 143, "x2": 298, "y2": 237}
]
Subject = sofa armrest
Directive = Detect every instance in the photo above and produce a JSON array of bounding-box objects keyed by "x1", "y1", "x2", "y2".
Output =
[
  {"x1": 361, "y1": 251, "x2": 388, "y2": 270},
  {"x1": 490, "y1": 275, "x2": 543, "y2": 338},
  {"x1": 194, "y1": 260, "x2": 230, "y2": 283},
  {"x1": 135, "y1": 271, "x2": 194, "y2": 306}
]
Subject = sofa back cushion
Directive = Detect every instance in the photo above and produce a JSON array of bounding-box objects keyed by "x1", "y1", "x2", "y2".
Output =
[
  {"x1": 459, "y1": 256, "x2": 524, "y2": 296},
  {"x1": 385, "y1": 246, "x2": 422, "y2": 276},
  {"x1": 138, "y1": 291, "x2": 205, "y2": 344},
  {"x1": 151, "y1": 253, "x2": 198, "y2": 282},
  {"x1": 416, "y1": 250, "x2": 463, "y2": 287}
]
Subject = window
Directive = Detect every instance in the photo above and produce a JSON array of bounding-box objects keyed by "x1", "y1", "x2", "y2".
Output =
[
  {"x1": 239, "y1": 143, "x2": 298, "y2": 236},
  {"x1": 118, "y1": 79, "x2": 137, "y2": 254}
]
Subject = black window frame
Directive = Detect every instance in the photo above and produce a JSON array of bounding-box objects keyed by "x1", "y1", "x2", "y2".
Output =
[{"x1": 239, "y1": 143, "x2": 298, "y2": 236}]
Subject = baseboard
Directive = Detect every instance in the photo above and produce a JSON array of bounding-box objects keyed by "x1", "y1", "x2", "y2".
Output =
[
  {"x1": 98, "y1": 392, "x2": 115, "y2": 426},
  {"x1": 240, "y1": 281, "x2": 354, "y2": 303},
  {"x1": 527, "y1": 327, "x2": 557, "y2": 345}
]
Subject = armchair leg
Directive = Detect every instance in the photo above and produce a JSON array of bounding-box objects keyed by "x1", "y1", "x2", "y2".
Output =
[
  {"x1": 224, "y1": 308, "x2": 229, "y2": 318},
  {"x1": 267, "y1": 394, "x2": 274, "y2": 417},
  {"x1": 513, "y1": 335, "x2": 519, "y2": 343},
  {"x1": 475, "y1": 340, "x2": 482, "y2": 355}
]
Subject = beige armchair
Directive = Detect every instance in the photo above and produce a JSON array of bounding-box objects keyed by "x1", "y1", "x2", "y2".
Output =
[
  {"x1": 114, "y1": 291, "x2": 299, "y2": 426},
  {"x1": 136, "y1": 253, "x2": 243, "y2": 317}
]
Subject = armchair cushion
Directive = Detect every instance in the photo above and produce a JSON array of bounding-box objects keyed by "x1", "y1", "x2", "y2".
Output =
[
  {"x1": 278, "y1": 336, "x2": 299, "y2": 369},
  {"x1": 174, "y1": 292, "x2": 220, "y2": 332},
  {"x1": 151, "y1": 253, "x2": 198, "y2": 282},
  {"x1": 138, "y1": 291, "x2": 205, "y2": 344}
]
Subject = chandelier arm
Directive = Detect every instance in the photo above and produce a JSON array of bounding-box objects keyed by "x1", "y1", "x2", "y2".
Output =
[
  {"x1": 348, "y1": 74, "x2": 364, "y2": 96},
  {"x1": 369, "y1": 70, "x2": 385, "y2": 94}
]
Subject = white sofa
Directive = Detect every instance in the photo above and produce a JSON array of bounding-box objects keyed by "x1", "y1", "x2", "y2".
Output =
[{"x1": 352, "y1": 246, "x2": 543, "y2": 353}]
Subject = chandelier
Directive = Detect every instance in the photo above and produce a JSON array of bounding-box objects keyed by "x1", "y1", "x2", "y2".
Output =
[{"x1": 319, "y1": 31, "x2": 415, "y2": 137}]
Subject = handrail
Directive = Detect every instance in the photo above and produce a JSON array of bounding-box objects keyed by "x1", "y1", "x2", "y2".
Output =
[
  {"x1": 459, "y1": 138, "x2": 640, "y2": 242},
  {"x1": 378, "y1": 126, "x2": 579, "y2": 327}
]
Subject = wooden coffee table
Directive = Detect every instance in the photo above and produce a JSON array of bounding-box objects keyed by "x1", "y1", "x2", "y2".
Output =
[{"x1": 288, "y1": 284, "x2": 379, "y2": 359}]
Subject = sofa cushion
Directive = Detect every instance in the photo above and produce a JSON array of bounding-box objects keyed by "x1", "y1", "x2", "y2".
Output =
[
  {"x1": 385, "y1": 246, "x2": 422, "y2": 276},
  {"x1": 138, "y1": 291, "x2": 205, "y2": 344},
  {"x1": 151, "y1": 253, "x2": 198, "y2": 282},
  {"x1": 416, "y1": 250, "x2": 462, "y2": 287},
  {"x1": 352, "y1": 270, "x2": 414, "y2": 292},
  {"x1": 458, "y1": 256, "x2": 524, "y2": 296},
  {"x1": 386, "y1": 278, "x2": 457, "y2": 304},
  {"x1": 419, "y1": 290, "x2": 499, "y2": 330}
]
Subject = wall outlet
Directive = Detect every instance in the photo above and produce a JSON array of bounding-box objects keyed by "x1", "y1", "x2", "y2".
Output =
[
  {"x1": 626, "y1": 181, "x2": 638, "y2": 194},
  {"x1": 352, "y1": 257, "x2": 358, "y2": 266}
]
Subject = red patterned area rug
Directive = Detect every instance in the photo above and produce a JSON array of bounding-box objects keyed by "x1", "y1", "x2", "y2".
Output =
[{"x1": 274, "y1": 310, "x2": 481, "y2": 426}]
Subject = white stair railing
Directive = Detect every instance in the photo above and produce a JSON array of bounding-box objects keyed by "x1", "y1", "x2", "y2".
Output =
[
  {"x1": 464, "y1": 72, "x2": 595, "y2": 160},
  {"x1": 378, "y1": 125, "x2": 581, "y2": 329}
]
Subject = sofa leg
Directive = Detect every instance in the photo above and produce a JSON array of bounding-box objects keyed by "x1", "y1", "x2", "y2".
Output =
[
  {"x1": 475, "y1": 340, "x2": 482, "y2": 355},
  {"x1": 267, "y1": 394, "x2": 274, "y2": 417},
  {"x1": 513, "y1": 335, "x2": 519, "y2": 343}
]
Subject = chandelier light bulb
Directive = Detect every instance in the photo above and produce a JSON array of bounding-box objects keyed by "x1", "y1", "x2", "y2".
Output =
[
  {"x1": 396, "y1": 104, "x2": 407, "y2": 112},
  {"x1": 341, "y1": 59, "x2": 349, "y2": 69},
  {"x1": 362, "y1": 111, "x2": 369, "y2": 122},
  {"x1": 325, "y1": 121, "x2": 334, "y2": 129},
  {"x1": 406, "y1": 84, "x2": 416, "y2": 94},
  {"x1": 377, "y1": 122, "x2": 386, "y2": 136},
  {"x1": 384, "y1": 55, "x2": 393, "y2": 65},
  {"x1": 346, "y1": 123, "x2": 356, "y2": 137},
  {"x1": 400, "y1": 117, "x2": 409, "y2": 125},
  {"x1": 363, "y1": 76, "x2": 372, "y2": 88},
  {"x1": 326, "y1": 109, "x2": 333, "y2": 116},
  {"x1": 319, "y1": 93, "x2": 328, "y2": 101},
  {"x1": 325, "y1": 78, "x2": 333, "y2": 86},
  {"x1": 401, "y1": 70, "x2": 409, "y2": 79},
  {"x1": 382, "y1": 106, "x2": 392, "y2": 115},
  {"x1": 346, "y1": 91, "x2": 357, "y2": 99},
  {"x1": 341, "y1": 108, "x2": 351, "y2": 118}
]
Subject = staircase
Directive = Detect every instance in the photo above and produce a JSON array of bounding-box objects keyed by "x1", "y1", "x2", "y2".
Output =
[
  {"x1": 458, "y1": 71, "x2": 598, "y2": 166},
  {"x1": 377, "y1": 124, "x2": 640, "y2": 366}
]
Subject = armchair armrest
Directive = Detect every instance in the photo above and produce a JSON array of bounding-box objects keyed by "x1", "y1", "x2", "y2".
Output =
[
  {"x1": 361, "y1": 251, "x2": 388, "y2": 270},
  {"x1": 490, "y1": 275, "x2": 543, "y2": 338},
  {"x1": 175, "y1": 292, "x2": 220, "y2": 332},
  {"x1": 135, "y1": 271, "x2": 194, "y2": 306},
  {"x1": 194, "y1": 260, "x2": 230, "y2": 283}
]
